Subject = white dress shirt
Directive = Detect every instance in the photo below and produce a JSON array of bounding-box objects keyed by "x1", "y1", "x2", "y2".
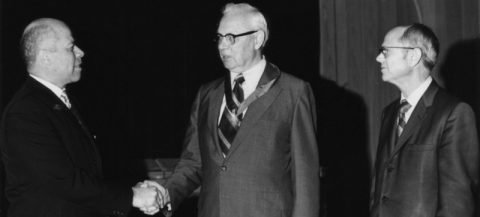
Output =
[
  {"x1": 400, "y1": 76, "x2": 433, "y2": 122},
  {"x1": 218, "y1": 58, "x2": 267, "y2": 123},
  {"x1": 30, "y1": 74, "x2": 70, "y2": 108}
]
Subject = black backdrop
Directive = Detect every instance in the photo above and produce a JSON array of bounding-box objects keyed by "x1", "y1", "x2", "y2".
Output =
[{"x1": 0, "y1": 0, "x2": 319, "y2": 178}]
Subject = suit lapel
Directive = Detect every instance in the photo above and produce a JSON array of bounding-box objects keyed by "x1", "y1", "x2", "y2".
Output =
[
  {"x1": 378, "y1": 103, "x2": 399, "y2": 159},
  {"x1": 225, "y1": 63, "x2": 281, "y2": 159},
  {"x1": 390, "y1": 82, "x2": 439, "y2": 157},
  {"x1": 26, "y1": 79, "x2": 86, "y2": 162},
  {"x1": 208, "y1": 79, "x2": 226, "y2": 163},
  {"x1": 26, "y1": 78, "x2": 100, "y2": 174}
]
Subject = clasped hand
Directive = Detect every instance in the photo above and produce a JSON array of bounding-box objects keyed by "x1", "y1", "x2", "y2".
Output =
[{"x1": 132, "y1": 180, "x2": 171, "y2": 215}]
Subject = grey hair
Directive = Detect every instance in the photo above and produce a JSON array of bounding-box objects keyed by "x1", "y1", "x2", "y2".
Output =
[
  {"x1": 400, "y1": 23, "x2": 439, "y2": 71},
  {"x1": 222, "y1": 3, "x2": 269, "y2": 47}
]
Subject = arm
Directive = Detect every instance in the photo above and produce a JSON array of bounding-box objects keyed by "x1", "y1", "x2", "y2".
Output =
[
  {"x1": 290, "y1": 83, "x2": 320, "y2": 217},
  {"x1": 165, "y1": 87, "x2": 203, "y2": 211},
  {"x1": 2, "y1": 100, "x2": 132, "y2": 215},
  {"x1": 437, "y1": 102, "x2": 479, "y2": 217}
]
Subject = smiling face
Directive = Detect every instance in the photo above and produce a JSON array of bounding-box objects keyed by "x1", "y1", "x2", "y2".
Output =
[
  {"x1": 217, "y1": 12, "x2": 261, "y2": 74},
  {"x1": 376, "y1": 27, "x2": 413, "y2": 85},
  {"x1": 37, "y1": 22, "x2": 84, "y2": 87}
]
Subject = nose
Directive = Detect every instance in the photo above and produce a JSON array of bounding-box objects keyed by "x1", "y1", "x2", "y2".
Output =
[
  {"x1": 376, "y1": 53, "x2": 384, "y2": 63},
  {"x1": 217, "y1": 37, "x2": 229, "y2": 50},
  {"x1": 74, "y1": 46, "x2": 84, "y2": 58}
]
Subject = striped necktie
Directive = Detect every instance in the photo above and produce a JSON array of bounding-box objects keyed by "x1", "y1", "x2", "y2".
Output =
[
  {"x1": 218, "y1": 74, "x2": 245, "y2": 156},
  {"x1": 60, "y1": 89, "x2": 72, "y2": 109},
  {"x1": 396, "y1": 100, "x2": 411, "y2": 138}
]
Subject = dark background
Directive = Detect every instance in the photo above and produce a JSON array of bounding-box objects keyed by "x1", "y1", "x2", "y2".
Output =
[
  {"x1": 1, "y1": 1, "x2": 334, "y2": 216},
  {"x1": 1, "y1": 0, "x2": 319, "y2": 174},
  {"x1": 2, "y1": 0, "x2": 478, "y2": 217}
]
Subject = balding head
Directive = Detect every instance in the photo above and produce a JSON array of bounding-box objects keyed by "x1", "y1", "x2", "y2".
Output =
[
  {"x1": 399, "y1": 23, "x2": 439, "y2": 71},
  {"x1": 20, "y1": 18, "x2": 68, "y2": 71},
  {"x1": 20, "y1": 18, "x2": 84, "y2": 88}
]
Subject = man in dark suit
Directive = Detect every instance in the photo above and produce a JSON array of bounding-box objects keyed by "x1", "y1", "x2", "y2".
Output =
[
  {"x1": 370, "y1": 23, "x2": 479, "y2": 217},
  {"x1": 156, "y1": 3, "x2": 320, "y2": 217},
  {"x1": 0, "y1": 18, "x2": 162, "y2": 217}
]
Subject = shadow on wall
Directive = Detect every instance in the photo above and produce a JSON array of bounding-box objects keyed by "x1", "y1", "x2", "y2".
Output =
[
  {"x1": 440, "y1": 38, "x2": 480, "y2": 127},
  {"x1": 439, "y1": 37, "x2": 480, "y2": 217},
  {"x1": 309, "y1": 76, "x2": 370, "y2": 217}
]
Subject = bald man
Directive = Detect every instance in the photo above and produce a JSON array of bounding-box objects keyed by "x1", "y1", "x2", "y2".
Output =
[
  {"x1": 370, "y1": 23, "x2": 479, "y2": 217},
  {"x1": 0, "y1": 18, "x2": 161, "y2": 217}
]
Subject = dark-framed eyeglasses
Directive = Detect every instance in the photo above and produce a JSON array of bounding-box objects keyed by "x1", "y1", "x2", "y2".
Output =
[
  {"x1": 378, "y1": 46, "x2": 418, "y2": 55},
  {"x1": 215, "y1": 30, "x2": 258, "y2": 46}
]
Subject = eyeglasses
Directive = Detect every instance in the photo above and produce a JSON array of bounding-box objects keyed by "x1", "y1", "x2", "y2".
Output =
[
  {"x1": 378, "y1": 46, "x2": 418, "y2": 55},
  {"x1": 215, "y1": 30, "x2": 258, "y2": 46}
]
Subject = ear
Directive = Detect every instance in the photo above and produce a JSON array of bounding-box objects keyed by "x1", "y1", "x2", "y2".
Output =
[
  {"x1": 37, "y1": 50, "x2": 51, "y2": 65},
  {"x1": 254, "y1": 31, "x2": 265, "y2": 50},
  {"x1": 408, "y1": 48, "x2": 422, "y2": 67}
]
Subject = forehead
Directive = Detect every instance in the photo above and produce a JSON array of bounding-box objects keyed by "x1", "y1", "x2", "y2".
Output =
[
  {"x1": 218, "y1": 13, "x2": 253, "y2": 34},
  {"x1": 382, "y1": 27, "x2": 406, "y2": 46}
]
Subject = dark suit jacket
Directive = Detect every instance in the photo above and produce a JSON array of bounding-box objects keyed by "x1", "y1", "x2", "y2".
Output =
[
  {"x1": 370, "y1": 81, "x2": 479, "y2": 217},
  {"x1": 165, "y1": 62, "x2": 320, "y2": 217},
  {"x1": 0, "y1": 77, "x2": 132, "y2": 217}
]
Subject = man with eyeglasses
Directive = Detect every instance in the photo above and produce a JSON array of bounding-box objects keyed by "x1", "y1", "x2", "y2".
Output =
[
  {"x1": 154, "y1": 2, "x2": 320, "y2": 217},
  {"x1": 370, "y1": 23, "x2": 479, "y2": 217}
]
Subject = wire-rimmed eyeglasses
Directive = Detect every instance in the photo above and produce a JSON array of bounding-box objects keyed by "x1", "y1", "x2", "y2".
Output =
[{"x1": 378, "y1": 46, "x2": 418, "y2": 55}]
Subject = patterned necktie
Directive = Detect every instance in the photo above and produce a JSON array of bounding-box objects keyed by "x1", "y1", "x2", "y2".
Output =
[
  {"x1": 60, "y1": 89, "x2": 72, "y2": 109},
  {"x1": 218, "y1": 74, "x2": 245, "y2": 156},
  {"x1": 397, "y1": 100, "x2": 411, "y2": 138}
]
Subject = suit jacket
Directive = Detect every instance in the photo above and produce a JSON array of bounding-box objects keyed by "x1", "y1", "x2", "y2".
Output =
[
  {"x1": 0, "y1": 77, "x2": 132, "y2": 217},
  {"x1": 165, "y1": 62, "x2": 320, "y2": 217},
  {"x1": 370, "y1": 81, "x2": 479, "y2": 217}
]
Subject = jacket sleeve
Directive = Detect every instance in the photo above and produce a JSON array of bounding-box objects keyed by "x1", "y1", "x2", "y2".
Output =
[
  {"x1": 165, "y1": 86, "x2": 203, "y2": 211},
  {"x1": 437, "y1": 102, "x2": 479, "y2": 217},
  {"x1": 290, "y1": 83, "x2": 320, "y2": 217}
]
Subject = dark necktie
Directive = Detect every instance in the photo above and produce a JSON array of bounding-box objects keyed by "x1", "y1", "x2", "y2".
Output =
[
  {"x1": 396, "y1": 100, "x2": 411, "y2": 139},
  {"x1": 218, "y1": 74, "x2": 245, "y2": 156}
]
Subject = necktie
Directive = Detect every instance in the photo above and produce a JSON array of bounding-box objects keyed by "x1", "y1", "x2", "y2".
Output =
[
  {"x1": 396, "y1": 100, "x2": 411, "y2": 138},
  {"x1": 60, "y1": 90, "x2": 72, "y2": 109},
  {"x1": 218, "y1": 74, "x2": 245, "y2": 156}
]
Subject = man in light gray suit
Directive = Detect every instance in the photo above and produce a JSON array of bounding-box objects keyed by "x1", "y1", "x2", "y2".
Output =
[{"x1": 155, "y1": 2, "x2": 320, "y2": 217}]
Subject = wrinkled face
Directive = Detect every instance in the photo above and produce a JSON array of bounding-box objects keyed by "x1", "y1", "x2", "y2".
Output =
[
  {"x1": 40, "y1": 25, "x2": 84, "y2": 87},
  {"x1": 217, "y1": 13, "x2": 259, "y2": 73},
  {"x1": 376, "y1": 27, "x2": 413, "y2": 84}
]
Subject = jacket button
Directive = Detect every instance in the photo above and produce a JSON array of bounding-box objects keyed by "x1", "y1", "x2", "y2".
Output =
[
  {"x1": 382, "y1": 195, "x2": 389, "y2": 201},
  {"x1": 387, "y1": 166, "x2": 394, "y2": 172},
  {"x1": 220, "y1": 165, "x2": 227, "y2": 171}
]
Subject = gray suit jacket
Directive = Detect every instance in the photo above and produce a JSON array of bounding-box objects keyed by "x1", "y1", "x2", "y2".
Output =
[
  {"x1": 166, "y1": 62, "x2": 320, "y2": 217},
  {"x1": 370, "y1": 81, "x2": 479, "y2": 217}
]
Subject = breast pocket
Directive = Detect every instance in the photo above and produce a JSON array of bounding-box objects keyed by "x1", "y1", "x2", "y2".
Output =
[{"x1": 405, "y1": 143, "x2": 436, "y2": 151}]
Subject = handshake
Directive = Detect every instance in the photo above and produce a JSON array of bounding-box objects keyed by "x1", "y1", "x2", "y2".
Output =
[{"x1": 132, "y1": 180, "x2": 171, "y2": 215}]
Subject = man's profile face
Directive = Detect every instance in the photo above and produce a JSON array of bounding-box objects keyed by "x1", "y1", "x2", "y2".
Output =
[
  {"x1": 40, "y1": 24, "x2": 84, "y2": 87},
  {"x1": 217, "y1": 13, "x2": 258, "y2": 74},
  {"x1": 376, "y1": 27, "x2": 413, "y2": 84}
]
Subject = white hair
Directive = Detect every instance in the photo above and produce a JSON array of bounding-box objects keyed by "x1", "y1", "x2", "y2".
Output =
[{"x1": 222, "y1": 3, "x2": 269, "y2": 47}]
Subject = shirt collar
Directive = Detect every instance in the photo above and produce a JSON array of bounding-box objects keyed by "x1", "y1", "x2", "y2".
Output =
[
  {"x1": 229, "y1": 57, "x2": 266, "y2": 86},
  {"x1": 29, "y1": 74, "x2": 66, "y2": 98},
  {"x1": 401, "y1": 76, "x2": 432, "y2": 108}
]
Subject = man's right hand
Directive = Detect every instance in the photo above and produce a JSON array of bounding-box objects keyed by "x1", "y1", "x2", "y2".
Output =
[
  {"x1": 132, "y1": 180, "x2": 171, "y2": 215},
  {"x1": 132, "y1": 182, "x2": 159, "y2": 215}
]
